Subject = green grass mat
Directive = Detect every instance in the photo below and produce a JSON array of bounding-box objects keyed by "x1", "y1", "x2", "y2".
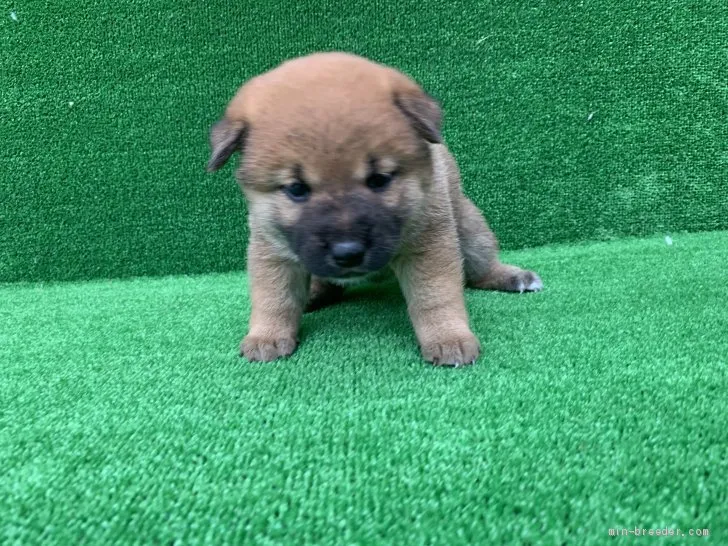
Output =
[
  {"x1": 3, "y1": 0, "x2": 727, "y2": 282},
  {"x1": 2, "y1": 231, "x2": 726, "y2": 544}
]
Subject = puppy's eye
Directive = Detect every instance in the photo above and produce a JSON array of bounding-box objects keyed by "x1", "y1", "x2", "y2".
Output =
[
  {"x1": 366, "y1": 172, "x2": 394, "y2": 192},
  {"x1": 282, "y1": 180, "x2": 311, "y2": 202}
]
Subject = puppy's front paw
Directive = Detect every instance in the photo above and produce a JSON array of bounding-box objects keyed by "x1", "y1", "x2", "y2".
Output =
[
  {"x1": 420, "y1": 332, "x2": 481, "y2": 367},
  {"x1": 240, "y1": 335, "x2": 297, "y2": 362}
]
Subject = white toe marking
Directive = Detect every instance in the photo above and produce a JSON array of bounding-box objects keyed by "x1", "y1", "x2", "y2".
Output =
[{"x1": 527, "y1": 275, "x2": 543, "y2": 292}]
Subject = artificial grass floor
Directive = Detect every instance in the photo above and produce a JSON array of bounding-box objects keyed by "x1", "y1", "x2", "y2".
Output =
[{"x1": 2, "y1": 231, "x2": 726, "y2": 544}]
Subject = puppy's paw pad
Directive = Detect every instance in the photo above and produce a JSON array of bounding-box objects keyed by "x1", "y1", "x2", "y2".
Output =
[
  {"x1": 516, "y1": 271, "x2": 543, "y2": 293},
  {"x1": 421, "y1": 333, "x2": 481, "y2": 367},
  {"x1": 240, "y1": 336, "x2": 297, "y2": 362}
]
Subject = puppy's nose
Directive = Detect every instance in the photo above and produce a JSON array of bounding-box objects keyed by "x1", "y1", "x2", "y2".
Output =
[{"x1": 331, "y1": 241, "x2": 366, "y2": 268}]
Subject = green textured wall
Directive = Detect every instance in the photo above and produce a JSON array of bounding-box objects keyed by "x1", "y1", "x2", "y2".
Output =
[{"x1": 2, "y1": 0, "x2": 726, "y2": 282}]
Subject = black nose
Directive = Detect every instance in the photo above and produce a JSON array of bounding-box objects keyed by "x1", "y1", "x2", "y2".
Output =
[{"x1": 331, "y1": 241, "x2": 366, "y2": 268}]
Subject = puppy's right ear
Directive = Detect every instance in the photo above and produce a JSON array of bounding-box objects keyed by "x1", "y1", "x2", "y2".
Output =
[
  {"x1": 207, "y1": 118, "x2": 247, "y2": 172},
  {"x1": 394, "y1": 91, "x2": 442, "y2": 144}
]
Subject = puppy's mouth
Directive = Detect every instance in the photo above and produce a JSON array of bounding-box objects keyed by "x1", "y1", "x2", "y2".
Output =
[
  {"x1": 305, "y1": 253, "x2": 386, "y2": 281},
  {"x1": 326, "y1": 271, "x2": 372, "y2": 286},
  {"x1": 334, "y1": 269, "x2": 368, "y2": 279}
]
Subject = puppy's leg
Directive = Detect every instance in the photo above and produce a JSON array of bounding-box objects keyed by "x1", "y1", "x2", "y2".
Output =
[
  {"x1": 305, "y1": 276, "x2": 346, "y2": 312},
  {"x1": 392, "y1": 231, "x2": 480, "y2": 366},
  {"x1": 456, "y1": 197, "x2": 543, "y2": 293},
  {"x1": 241, "y1": 239, "x2": 309, "y2": 361},
  {"x1": 437, "y1": 144, "x2": 542, "y2": 293}
]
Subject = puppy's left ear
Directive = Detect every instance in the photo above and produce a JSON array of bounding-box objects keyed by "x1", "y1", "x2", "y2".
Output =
[
  {"x1": 207, "y1": 118, "x2": 247, "y2": 172},
  {"x1": 394, "y1": 89, "x2": 442, "y2": 144}
]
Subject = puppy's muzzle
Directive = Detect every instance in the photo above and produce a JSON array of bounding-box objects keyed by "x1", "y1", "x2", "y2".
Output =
[{"x1": 284, "y1": 192, "x2": 403, "y2": 279}]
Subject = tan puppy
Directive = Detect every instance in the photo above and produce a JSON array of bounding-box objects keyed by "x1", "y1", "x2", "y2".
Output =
[{"x1": 207, "y1": 52, "x2": 542, "y2": 366}]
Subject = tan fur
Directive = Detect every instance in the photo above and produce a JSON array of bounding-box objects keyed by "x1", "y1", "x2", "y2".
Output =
[{"x1": 208, "y1": 52, "x2": 542, "y2": 365}]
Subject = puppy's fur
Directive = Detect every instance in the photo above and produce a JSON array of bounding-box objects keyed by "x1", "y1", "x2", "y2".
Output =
[{"x1": 208, "y1": 52, "x2": 542, "y2": 366}]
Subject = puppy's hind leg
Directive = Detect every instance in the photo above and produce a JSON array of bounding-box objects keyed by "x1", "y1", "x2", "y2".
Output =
[
  {"x1": 456, "y1": 197, "x2": 543, "y2": 293},
  {"x1": 305, "y1": 276, "x2": 346, "y2": 312}
]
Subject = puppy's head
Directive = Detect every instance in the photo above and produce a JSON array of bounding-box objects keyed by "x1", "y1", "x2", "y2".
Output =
[{"x1": 207, "y1": 52, "x2": 442, "y2": 280}]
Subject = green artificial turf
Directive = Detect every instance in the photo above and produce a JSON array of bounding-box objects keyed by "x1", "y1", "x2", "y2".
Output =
[
  {"x1": 3, "y1": 0, "x2": 727, "y2": 282},
  {"x1": 1, "y1": 231, "x2": 726, "y2": 544}
]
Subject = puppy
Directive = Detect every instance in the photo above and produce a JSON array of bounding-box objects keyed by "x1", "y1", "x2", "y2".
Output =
[{"x1": 207, "y1": 52, "x2": 542, "y2": 366}]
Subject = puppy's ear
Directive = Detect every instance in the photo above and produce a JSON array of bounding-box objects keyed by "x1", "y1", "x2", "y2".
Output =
[
  {"x1": 394, "y1": 90, "x2": 442, "y2": 144},
  {"x1": 207, "y1": 118, "x2": 247, "y2": 172}
]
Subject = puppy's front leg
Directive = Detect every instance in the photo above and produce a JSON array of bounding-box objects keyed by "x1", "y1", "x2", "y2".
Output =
[
  {"x1": 242, "y1": 239, "x2": 309, "y2": 361},
  {"x1": 393, "y1": 238, "x2": 481, "y2": 367}
]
